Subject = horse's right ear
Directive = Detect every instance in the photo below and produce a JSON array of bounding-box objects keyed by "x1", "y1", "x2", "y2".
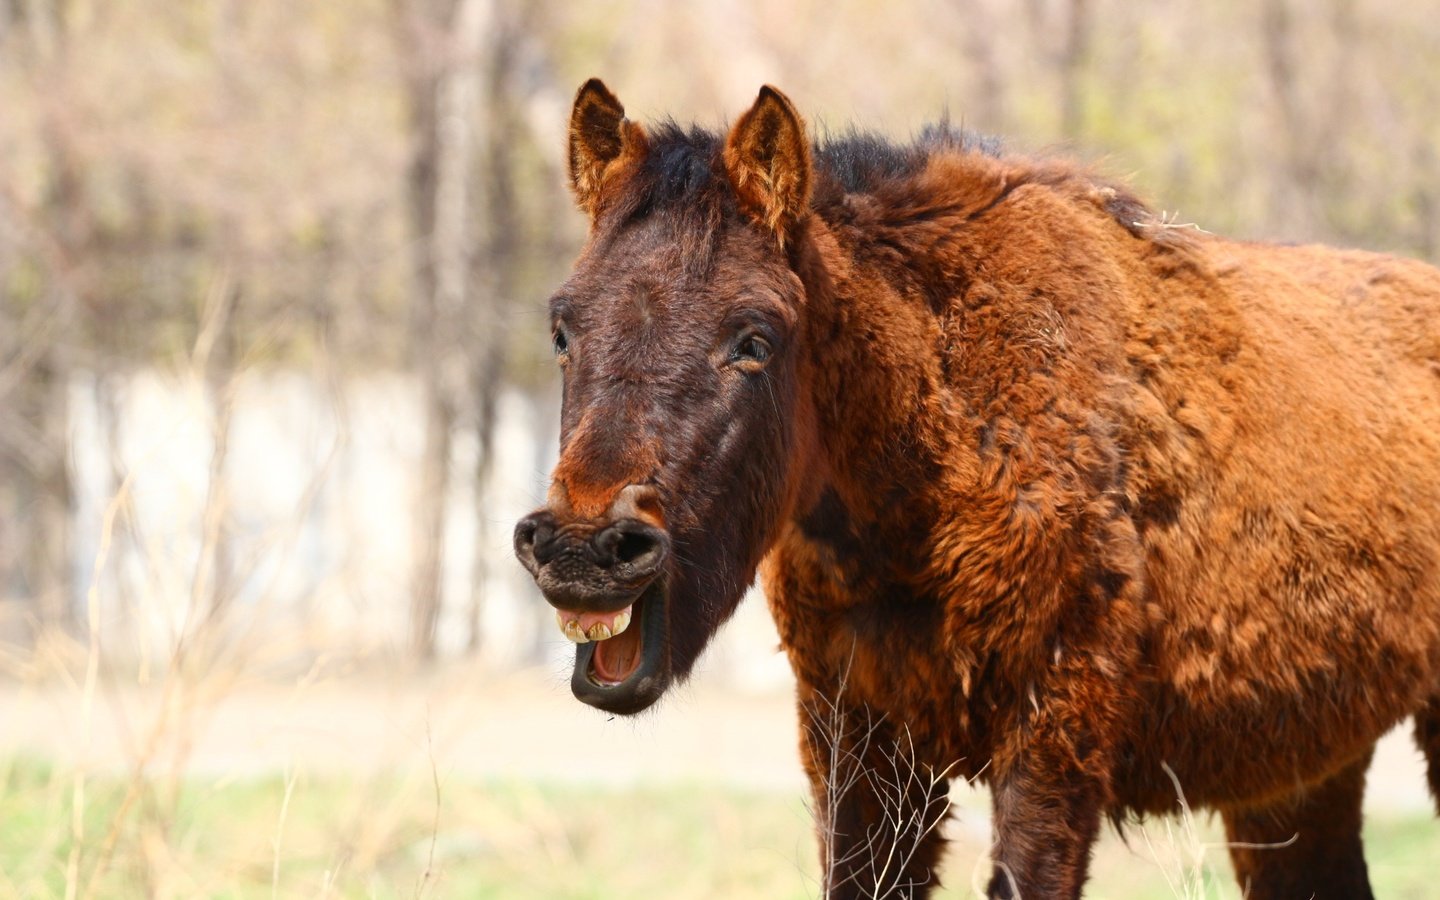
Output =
[
  {"x1": 568, "y1": 79, "x2": 647, "y2": 219},
  {"x1": 723, "y1": 86, "x2": 812, "y2": 243}
]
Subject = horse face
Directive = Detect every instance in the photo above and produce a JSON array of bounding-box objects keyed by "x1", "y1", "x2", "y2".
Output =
[{"x1": 514, "y1": 82, "x2": 814, "y2": 714}]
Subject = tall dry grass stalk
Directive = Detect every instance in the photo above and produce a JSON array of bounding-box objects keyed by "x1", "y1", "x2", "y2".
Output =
[
  {"x1": 1131, "y1": 763, "x2": 1296, "y2": 900},
  {"x1": 802, "y1": 659, "x2": 963, "y2": 899}
]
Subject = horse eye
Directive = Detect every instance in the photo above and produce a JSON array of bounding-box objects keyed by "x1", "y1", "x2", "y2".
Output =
[
  {"x1": 552, "y1": 327, "x2": 569, "y2": 357},
  {"x1": 732, "y1": 335, "x2": 771, "y2": 365}
]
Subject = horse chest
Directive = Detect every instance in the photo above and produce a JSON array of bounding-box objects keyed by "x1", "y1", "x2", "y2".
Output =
[{"x1": 765, "y1": 539, "x2": 998, "y2": 768}]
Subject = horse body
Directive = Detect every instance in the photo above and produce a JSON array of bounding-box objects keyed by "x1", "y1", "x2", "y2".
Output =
[
  {"x1": 1120, "y1": 242, "x2": 1440, "y2": 805},
  {"x1": 516, "y1": 80, "x2": 1440, "y2": 898}
]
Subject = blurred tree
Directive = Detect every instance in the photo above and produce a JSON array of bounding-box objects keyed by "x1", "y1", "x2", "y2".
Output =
[
  {"x1": 394, "y1": 0, "x2": 525, "y2": 659},
  {"x1": 0, "y1": 0, "x2": 79, "y2": 641},
  {"x1": 1059, "y1": 0, "x2": 1092, "y2": 140},
  {"x1": 464, "y1": 0, "x2": 533, "y2": 655},
  {"x1": 1261, "y1": 0, "x2": 1321, "y2": 233}
]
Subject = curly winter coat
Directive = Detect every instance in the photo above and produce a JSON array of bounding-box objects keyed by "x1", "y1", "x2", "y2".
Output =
[{"x1": 514, "y1": 80, "x2": 1440, "y2": 899}]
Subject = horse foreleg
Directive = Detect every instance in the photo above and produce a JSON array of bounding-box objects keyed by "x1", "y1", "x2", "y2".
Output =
[
  {"x1": 983, "y1": 660, "x2": 1129, "y2": 900},
  {"x1": 798, "y1": 690, "x2": 953, "y2": 899},
  {"x1": 985, "y1": 734, "x2": 1107, "y2": 899}
]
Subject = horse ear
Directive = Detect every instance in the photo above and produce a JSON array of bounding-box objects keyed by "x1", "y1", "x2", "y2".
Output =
[
  {"x1": 568, "y1": 78, "x2": 647, "y2": 218},
  {"x1": 723, "y1": 86, "x2": 812, "y2": 239}
]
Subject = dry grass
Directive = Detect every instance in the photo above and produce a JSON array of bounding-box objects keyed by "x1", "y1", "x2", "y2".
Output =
[
  {"x1": 802, "y1": 658, "x2": 963, "y2": 898},
  {"x1": 2, "y1": 746, "x2": 1436, "y2": 900},
  {"x1": 1, "y1": 576, "x2": 1433, "y2": 899},
  {"x1": 2, "y1": 563, "x2": 1433, "y2": 898}
]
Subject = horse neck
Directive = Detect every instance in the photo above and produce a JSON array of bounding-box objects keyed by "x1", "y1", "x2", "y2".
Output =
[{"x1": 786, "y1": 217, "x2": 963, "y2": 546}]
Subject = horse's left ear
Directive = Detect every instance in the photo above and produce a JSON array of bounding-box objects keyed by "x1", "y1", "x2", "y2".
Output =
[
  {"x1": 724, "y1": 86, "x2": 812, "y2": 240},
  {"x1": 568, "y1": 78, "x2": 648, "y2": 219}
]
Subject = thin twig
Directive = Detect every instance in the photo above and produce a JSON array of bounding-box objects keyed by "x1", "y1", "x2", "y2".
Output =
[
  {"x1": 414, "y1": 714, "x2": 443, "y2": 899},
  {"x1": 271, "y1": 764, "x2": 298, "y2": 898}
]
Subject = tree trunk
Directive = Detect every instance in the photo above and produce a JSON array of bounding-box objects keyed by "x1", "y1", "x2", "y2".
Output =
[
  {"x1": 466, "y1": 348, "x2": 502, "y2": 654},
  {"x1": 961, "y1": 0, "x2": 1005, "y2": 132},
  {"x1": 1058, "y1": 0, "x2": 1091, "y2": 140},
  {"x1": 3, "y1": 351, "x2": 75, "y2": 637},
  {"x1": 395, "y1": 0, "x2": 496, "y2": 660},
  {"x1": 411, "y1": 372, "x2": 452, "y2": 660},
  {"x1": 400, "y1": 0, "x2": 449, "y2": 660},
  {"x1": 1418, "y1": 140, "x2": 1439, "y2": 262},
  {"x1": 0, "y1": 4, "x2": 81, "y2": 642},
  {"x1": 1261, "y1": 0, "x2": 1322, "y2": 234},
  {"x1": 463, "y1": 0, "x2": 530, "y2": 656}
]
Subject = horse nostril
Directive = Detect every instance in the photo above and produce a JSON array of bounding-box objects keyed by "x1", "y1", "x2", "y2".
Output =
[
  {"x1": 616, "y1": 531, "x2": 655, "y2": 564},
  {"x1": 590, "y1": 522, "x2": 668, "y2": 578},
  {"x1": 513, "y1": 512, "x2": 554, "y2": 575},
  {"x1": 607, "y1": 523, "x2": 667, "y2": 578}
]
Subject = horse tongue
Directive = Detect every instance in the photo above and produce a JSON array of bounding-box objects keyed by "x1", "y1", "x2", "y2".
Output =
[{"x1": 591, "y1": 622, "x2": 643, "y2": 684}]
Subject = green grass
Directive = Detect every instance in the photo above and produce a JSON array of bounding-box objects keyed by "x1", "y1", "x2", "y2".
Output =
[{"x1": 1, "y1": 756, "x2": 1434, "y2": 899}]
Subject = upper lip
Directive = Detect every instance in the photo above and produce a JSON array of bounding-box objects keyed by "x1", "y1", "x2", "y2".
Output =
[{"x1": 516, "y1": 514, "x2": 668, "y2": 614}]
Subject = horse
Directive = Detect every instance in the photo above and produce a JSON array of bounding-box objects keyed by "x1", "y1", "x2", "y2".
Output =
[{"x1": 513, "y1": 79, "x2": 1440, "y2": 898}]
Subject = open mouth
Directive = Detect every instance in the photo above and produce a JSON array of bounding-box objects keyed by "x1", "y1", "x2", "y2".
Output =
[{"x1": 557, "y1": 581, "x2": 670, "y2": 715}]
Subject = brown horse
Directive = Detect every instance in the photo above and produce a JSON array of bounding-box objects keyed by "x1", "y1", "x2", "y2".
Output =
[{"x1": 513, "y1": 79, "x2": 1440, "y2": 899}]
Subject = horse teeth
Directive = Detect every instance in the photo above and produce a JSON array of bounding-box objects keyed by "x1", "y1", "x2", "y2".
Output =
[
  {"x1": 557, "y1": 608, "x2": 631, "y2": 642},
  {"x1": 611, "y1": 608, "x2": 632, "y2": 636},
  {"x1": 561, "y1": 619, "x2": 589, "y2": 643}
]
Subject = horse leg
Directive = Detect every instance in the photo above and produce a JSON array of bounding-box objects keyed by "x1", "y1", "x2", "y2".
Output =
[
  {"x1": 797, "y1": 688, "x2": 952, "y2": 899},
  {"x1": 984, "y1": 734, "x2": 1107, "y2": 899},
  {"x1": 1415, "y1": 695, "x2": 1440, "y2": 813},
  {"x1": 1222, "y1": 750, "x2": 1375, "y2": 900},
  {"x1": 983, "y1": 644, "x2": 1137, "y2": 900}
]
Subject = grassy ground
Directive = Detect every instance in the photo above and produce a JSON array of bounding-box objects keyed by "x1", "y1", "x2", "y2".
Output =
[{"x1": 2, "y1": 757, "x2": 1435, "y2": 899}]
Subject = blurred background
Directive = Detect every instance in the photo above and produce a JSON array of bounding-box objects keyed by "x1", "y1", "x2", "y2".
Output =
[{"x1": 1, "y1": 1, "x2": 1437, "y2": 897}]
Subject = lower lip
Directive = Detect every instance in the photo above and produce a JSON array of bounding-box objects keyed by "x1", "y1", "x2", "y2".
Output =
[{"x1": 569, "y1": 580, "x2": 669, "y2": 712}]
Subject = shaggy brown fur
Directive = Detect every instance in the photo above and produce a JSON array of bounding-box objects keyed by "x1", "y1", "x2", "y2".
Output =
[{"x1": 514, "y1": 80, "x2": 1440, "y2": 898}]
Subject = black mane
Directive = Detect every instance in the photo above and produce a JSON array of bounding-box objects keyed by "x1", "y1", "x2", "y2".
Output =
[
  {"x1": 629, "y1": 119, "x2": 1004, "y2": 216},
  {"x1": 614, "y1": 117, "x2": 1170, "y2": 257},
  {"x1": 812, "y1": 122, "x2": 1003, "y2": 195}
]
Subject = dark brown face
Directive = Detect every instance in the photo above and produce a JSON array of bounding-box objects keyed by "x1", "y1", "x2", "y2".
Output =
[
  {"x1": 514, "y1": 206, "x2": 806, "y2": 714},
  {"x1": 515, "y1": 79, "x2": 816, "y2": 714}
]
